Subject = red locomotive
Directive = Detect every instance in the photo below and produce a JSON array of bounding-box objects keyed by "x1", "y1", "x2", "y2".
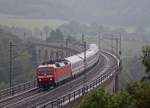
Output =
[{"x1": 36, "y1": 60, "x2": 72, "y2": 89}]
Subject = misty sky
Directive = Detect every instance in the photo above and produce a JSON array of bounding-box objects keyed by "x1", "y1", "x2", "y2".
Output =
[{"x1": 0, "y1": 0, "x2": 150, "y2": 27}]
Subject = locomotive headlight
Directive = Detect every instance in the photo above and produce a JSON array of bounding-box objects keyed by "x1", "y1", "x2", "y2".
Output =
[{"x1": 39, "y1": 78, "x2": 41, "y2": 81}]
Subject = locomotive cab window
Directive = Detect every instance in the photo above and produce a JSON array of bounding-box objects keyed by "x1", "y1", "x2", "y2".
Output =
[{"x1": 38, "y1": 67, "x2": 52, "y2": 75}]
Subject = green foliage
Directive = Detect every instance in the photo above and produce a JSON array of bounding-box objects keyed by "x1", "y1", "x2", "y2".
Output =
[
  {"x1": 0, "y1": 31, "x2": 20, "y2": 83},
  {"x1": 125, "y1": 81, "x2": 150, "y2": 108},
  {"x1": 59, "y1": 21, "x2": 83, "y2": 35},
  {"x1": 74, "y1": 81, "x2": 150, "y2": 108},
  {"x1": 59, "y1": 21, "x2": 105, "y2": 36},
  {"x1": 0, "y1": 30, "x2": 34, "y2": 89},
  {"x1": 13, "y1": 51, "x2": 34, "y2": 84},
  {"x1": 66, "y1": 35, "x2": 78, "y2": 43},
  {"x1": 76, "y1": 87, "x2": 109, "y2": 108},
  {"x1": 25, "y1": 37, "x2": 37, "y2": 66},
  {"x1": 108, "y1": 90, "x2": 136, "y2": 108},
  {"x1": 141, "y1": 45, "x2": 150, "y2": 76},
  {"x1": 0, "y1": 82, "x2": 8, "y2": 90},
  {"x1": 47, "y1": 29, "x2": 64, "y2": 41}
]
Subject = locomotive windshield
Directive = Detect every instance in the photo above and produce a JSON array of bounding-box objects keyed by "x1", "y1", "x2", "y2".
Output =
[{"x1": 38, "y1": 67, "x2": 52, "y2": 75}]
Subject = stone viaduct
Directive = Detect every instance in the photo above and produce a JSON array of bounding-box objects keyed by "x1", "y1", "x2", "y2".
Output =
[
  {"x1": 33, "y1": 40, "x2": 84, "y2": 65},
  {"x1": 32, "y1": 40, "x2": 120, "y2": 93}
]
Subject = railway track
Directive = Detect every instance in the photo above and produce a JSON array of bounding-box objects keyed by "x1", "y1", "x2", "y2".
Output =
[
  {"x1": 0, "y1": 50, "x2": 118, "y2": 108},
  {"x1": 0, "y1": 88, "x2": 40, "y2": 108},
  {"x1": 36, "y1": 50, "x2": 119, "y2": 108}
]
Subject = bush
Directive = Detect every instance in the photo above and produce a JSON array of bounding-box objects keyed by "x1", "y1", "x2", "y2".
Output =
[
  {"x1": 74, "y1": 81, "x2": 150, "y2": 108},
  {"x1": 76, "y1": 87, "x2": 109, "y2": 108}
]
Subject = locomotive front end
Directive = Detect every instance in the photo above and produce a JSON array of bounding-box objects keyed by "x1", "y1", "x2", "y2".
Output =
[{"x1": 36, "y1": 65, "x2": 55, "y2": 89}]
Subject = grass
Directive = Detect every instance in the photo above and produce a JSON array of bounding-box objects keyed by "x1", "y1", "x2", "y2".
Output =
[{"x1": 0, "y1": 16, "x2": 67, "y2": 30}]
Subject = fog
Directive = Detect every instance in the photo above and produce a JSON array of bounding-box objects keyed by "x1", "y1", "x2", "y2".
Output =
[
  {"x1": 0, "y1": 0, "x2": 150, "y2": 27},
  {"x1": 0, "y1": 0, "x2": 149, "y2": 91}
]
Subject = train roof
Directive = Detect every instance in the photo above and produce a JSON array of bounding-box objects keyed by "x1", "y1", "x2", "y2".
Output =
[
  {"x1": 65, "y1": 44, "x2": 99, "y2": 63},
  {"x1": 37, "y1": 64, "x2": 57, "y2": 68},
  {"x1": 65, "y1": 55, "x2": 82, "y2": 64},
  {"x1": 77, "y1": 44, "x2": 99, "y2": 58},
  {"x1": 38, "y1": 59, "x2": 70, "y2": 68}
]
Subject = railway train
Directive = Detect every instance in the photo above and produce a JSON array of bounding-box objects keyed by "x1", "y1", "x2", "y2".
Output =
[{"x1": 36, "y1": 44, "x2": 99, "y2": 89}]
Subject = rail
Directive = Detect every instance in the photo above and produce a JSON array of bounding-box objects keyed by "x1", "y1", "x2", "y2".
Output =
[
  {"x1": 36, "y1": 64, "x2": 120, "y2": 108},
  {"x1": 0, "y1": 80, "x2": 36, "y2": 100}
]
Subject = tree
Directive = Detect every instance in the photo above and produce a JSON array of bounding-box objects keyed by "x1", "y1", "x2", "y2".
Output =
[
  {"x1": 55, "y1": 29, "x2": 64, "y2": 40},
  {"x1": 43, "y1": 26, "x2": 51, "y2": 40},
  {"x1": 59, "y1": 20, "x2": 83, "y2": 35},
  {"x1": 76, "y1": 87, "x2": 109, "y2": 108},
  {"x1": 75, "y1": 86, "x2": 136, "y2": 108},
  {"x1": 48, "y1": 30, "x2": 57, "y2": 41},
  {"x1": 47, "y1": 29, "x2": 64, "y2": 41},
  {"x1": 108, "y1": 90, "x2": 136, "y2": 108},
  {"x1": 66, "y1": 35, "x2": 78, "y2": 43},
  {"x1": 125, "y1": 81, "x2": 150, "y2": 108},
  {"x1": 74, "y1": 81, "x2": 150, "y2": 108},
  {"x1": 0, "y1": 30, "x2": 34, "y2": 89},
  {"x1": 141, "y1": 45, "x2": 150, "y2": 77}
]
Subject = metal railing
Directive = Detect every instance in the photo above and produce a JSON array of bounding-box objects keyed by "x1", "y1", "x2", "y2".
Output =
[
  {"x1": 0, "y1": 80, "x2": 37, "y2": 100},
  {"x1": 37, "y1": 65, "x2": 120, "y2": 108}
]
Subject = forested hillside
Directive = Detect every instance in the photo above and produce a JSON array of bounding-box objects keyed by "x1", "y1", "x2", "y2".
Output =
[{"x1": 0, "y1": 29, "x2": 34, "y2": 89}]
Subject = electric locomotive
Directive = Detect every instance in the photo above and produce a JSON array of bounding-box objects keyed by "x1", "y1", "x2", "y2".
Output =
[{"x1": 36, "y1": 60, "x2": 72, "y2": 89}]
